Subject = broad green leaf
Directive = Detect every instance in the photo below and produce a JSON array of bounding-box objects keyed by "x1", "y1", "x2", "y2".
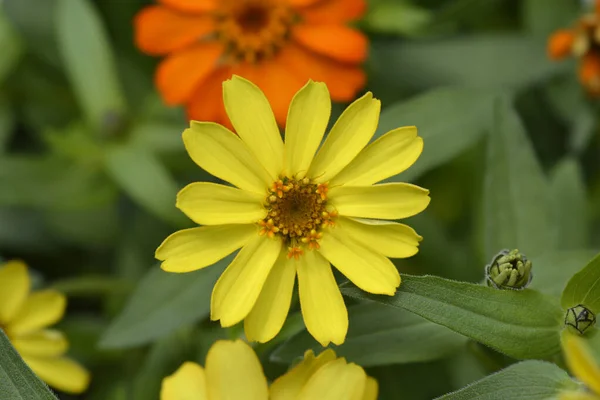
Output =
[
  {"x1": 0, "y1": 156, "x2": 117, "y2": 210},
  {"x1": 55, "y1": 0, "x2": 126, "y2": 134},
  {"x1": 529, "y1": 251, "x2": 598, "y2": 298},
  {"x1": 100, "y1": 259, "x2": 229, "y2": 349},
  {"x1": 562, "y1": 252, "x2": 600, "y2": 313},
  {"x1": 0, "y1": 330, "x2": 58, "y2": 400},
  {"x1": 52, "y1": 276, "x2": 132, "y2": 298},
  {"x1": 342, "y1": 275, "x2": 563, "y2": 359},
  {"x1": 0, "y1": 6, "x2": 23, "y2": 83},
  {"x1": 436, "y1": 360, "x2": 580, "y2": 399},
  {"x1": 369, "y1": 36, "x2": 565, "y2": 96},
  {"x1": 550, "y1": 159, "x2": 590, "y2": 250},
  {"x1": 483, "y1": 99, "x2": 554, "y2": 258},
  {"x1": 522, "y1": 0, "x2": 581, "y2": 36},
  {"x1": 376, "y1": 88, "x2": 496, "y2": 182},
  {"x1": 104, "y1": 146, "x2": 186, "y2": 226},
  {"x1": 272, "y1": 302, "x2": 466, "y2": 367}
]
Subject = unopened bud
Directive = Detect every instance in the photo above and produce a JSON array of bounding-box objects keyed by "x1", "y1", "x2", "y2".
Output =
[
  {"x1": 565, "y1": 304, "x2": 596, "y2": 335},
  {"x1": 485, "y1": 249, "x2": 533, "y2": 290}
]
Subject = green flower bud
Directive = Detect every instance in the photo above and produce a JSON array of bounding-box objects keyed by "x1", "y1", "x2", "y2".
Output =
[
  {"x1": 565, "y1": 304, "x2": 596, "y2": 335},
  {"x1": 485, "y1": 249, "x2": 533, "y2": 290}
]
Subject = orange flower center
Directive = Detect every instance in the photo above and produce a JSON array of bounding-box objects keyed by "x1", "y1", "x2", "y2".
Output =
[
  {"x1": 216, "y1": 0, "x2": 295, "y2": 63},
  {"x1": 258, "y1": 178, "x2": 337, "y2": 257}
]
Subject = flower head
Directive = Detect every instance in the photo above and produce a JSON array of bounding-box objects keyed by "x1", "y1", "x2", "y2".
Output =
[
  {"x1": 134, "y1": 0, "x2": 368, "y2": 126},
  {"x1": 548, "y1": 0, "x2": 600, "y2": 95},
  {"x1": 156, "y1": 76, "x2": 429, "y2": 346},
  {"x1": 160, "y1": 339, "x2": 377, "y2": 400},
  {"x1": 0, "y1": 260, "x2": 90, "y2": 394},
  {"x1": 561, "y1": 333, "x2": 600, "y2": 400}
]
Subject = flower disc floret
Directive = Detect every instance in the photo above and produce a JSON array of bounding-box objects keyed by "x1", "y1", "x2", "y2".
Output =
[{"x1": 261, "y1": 177, "x2": 334, "y2": 250}]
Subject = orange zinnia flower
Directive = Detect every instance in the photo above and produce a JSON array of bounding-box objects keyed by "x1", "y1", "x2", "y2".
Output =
[
  {"x1": 548, "y1": 0, "x2": 600, "y2": 95},
  {"x1": 134, "y1": 0, "x2": 368, "y2": 125}
]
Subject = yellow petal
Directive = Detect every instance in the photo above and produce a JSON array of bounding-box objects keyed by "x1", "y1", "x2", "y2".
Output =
[
  {"x1": 244, "y1": 251, "x2": 296, "y2": 343},
  {"x1": 329, "y1": 183, "x2": 430, "y2": 220},
  {"x1": 297, "y1": 250, "x2": 348, "y2": 346},
  {"x1": 319, "y1": 227, "x2": 400, "y2": 295},
  {"x1": 156, "y1": 225, "x2": 257, "y2": 273},
  {"x1": 330, "y1": 126, "x2": 423, "y2": 186},
  {"x1": 563, "y1": 334, "x2": 600, "y2": 395},
  {"x1": 23, "y1": 355, "x2": 90, "y2": 394},
  {"x1": 7, "y1": 290, "x2": 66, "y2": 336},
  {"x1": 160, "y1": 362, "x2": 208, "y2": 400},
  {"x1": 211, "y1": 236, "x2": 282, "y2": 327},
  {"x1": 297, "y1": 358, "x2": 367, "y2": 400},
  {"x1": 0, "y1": 260, "x2": 30, "y2": 325},
  {"x1": 223, "y1": 75, "x2": 283, "y2": 180},
  {"x1": 11, "y1": 329, "x2": 68, "y2": 358},
  {"x1": 336, "y1": 217, "x2": 422, "y2": 258},
  {"x1": 284, "y1": 81, "x2": 330, "y2": 178},
  {"x1": 176, "y1": 182, "x2": 266, "y2": 225},
  {"x1": 183, "y1": 122, "x2": 272, "y2": 194},
  {"x1": 362, "y1": 377, "x2": 379, "y2": 400},
  {"x1": 308, "y1": 92, "x2": 380, "y2": 183},
  {"x1": 205, "y1": 340, "x2": 269, "y2": 400},
  {"x1": 270, "y1": 349, "x2": 337, "y2": 400}
]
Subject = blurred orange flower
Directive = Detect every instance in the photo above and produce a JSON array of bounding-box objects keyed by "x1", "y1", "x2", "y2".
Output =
[
  {"x1": 548, "y1": 0, "x2": 600, "y2": 95},
  {"x1": 134, "y1": 0, "x2": 368, "y2": 125}
]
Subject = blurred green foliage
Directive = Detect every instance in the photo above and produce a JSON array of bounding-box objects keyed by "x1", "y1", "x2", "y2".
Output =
[{"x1": 1, "y1": 0, "x2": 600, "y2": 399}]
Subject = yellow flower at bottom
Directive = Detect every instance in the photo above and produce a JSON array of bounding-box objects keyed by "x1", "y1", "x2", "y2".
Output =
[
  {"x1": 0, "y1": 260, "x2": 90, "y2": 394},
  {"x1": 156, "y1": 76, "x2": 429, "y2": 346},
  {"x1": 160, "y1": 340, "x2": 377, "y2": 400},
  {"x1": 561, "y1": 333, "x2": 600, "y2": 400}
]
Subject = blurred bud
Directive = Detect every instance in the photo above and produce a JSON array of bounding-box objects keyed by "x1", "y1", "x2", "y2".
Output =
[
  {"x1": 565, "y1": 304, "x2": 596, "y2": 335},
  {"x1": 485, "y1": 249, "x2": 533, "y2": 290}
]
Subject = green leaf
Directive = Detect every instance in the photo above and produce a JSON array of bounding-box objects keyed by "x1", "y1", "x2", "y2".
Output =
[
  {"x1": 522, "y1": 0, "x2": 581, "y2": 36},
  {"x1": 0, "y1": 330, "x2": 59, "y2": 400},
  {"x1": 272, "y1": 302, "x2": 466, "y2": 367},
  {"x1": 529, "y1": 251, "x2": 598, "y2": 298},
  {"x1": 55, "y1": 0, "x2": 126, "y2": 133},
  {"x1": 0, "y1": 95, "x2": 14, "y2": 151},
  {"x1": 0, "y1": 156, "x2": 117, "y2": 210},
  {"x1": 376, "y1": 88, "x2": 496, "y2": 182},
  {"x1": 341, "y1": 275, "x2": 563, "y2": 359},
  {"x1": 369, "y1": 36, "x2": 565, "y2": 96},
  {"x1": 363, "y1": 1, "x2": 433, "y2": 36},
  {"x1": 128, "y1": 121, "x2": 186, "y2": 154},
  {"x1": 483, "y1": 99, "x2": 554, "y2": 258},
  {"x1": 0, "y1": 6, "x2": 23, "y2": 83},
  {"x1": 104, "y1": 146, "x2": 186, "y2": 226},
  {"x1": 436, "y1": 360, "x2": 580, "y2": 399},
  {"x1": 100, "y1": 259, "x2": 229, "y2": 349},
  {"x1": 561, "y1": 252, "x2": 600, "y2": 313},
  {"x1": 550, "y1": 159, "x2": 590, "y2": 250}
]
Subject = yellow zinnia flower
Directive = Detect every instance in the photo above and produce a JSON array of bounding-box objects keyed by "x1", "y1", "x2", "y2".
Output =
[
  {"x1": 561, "y1": 334, "x2": 600, "y2": 400},
  {"x1": 160, "y1": 339, "x2": 377, "y2": 400},
  {"x1": 0, "y1": 260, "x2": 90, "y2": 394},
  {"x1": 156, "y1": 76, "x2": 429, "y2": 346}
]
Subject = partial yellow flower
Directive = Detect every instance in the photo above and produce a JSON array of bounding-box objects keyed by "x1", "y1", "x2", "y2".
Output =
[
  {"x1": 270, "y1": 348, "x2": 378, "y2": 400},
  {"x1": 161, "y1": 340, "x2": 269, "y2": 400},
  {"x1": 561, "y1": 333, "x2": 600, "y2": 400},
  {"x1": 0, "y1": 260, "x2": 90, "y2": 394},
  {"x1": 156, "y1": 76, "x2": 429, "y2": 346},
  {"x1": 160, "y1": 340, "x2": 377, "y2": 400}
]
